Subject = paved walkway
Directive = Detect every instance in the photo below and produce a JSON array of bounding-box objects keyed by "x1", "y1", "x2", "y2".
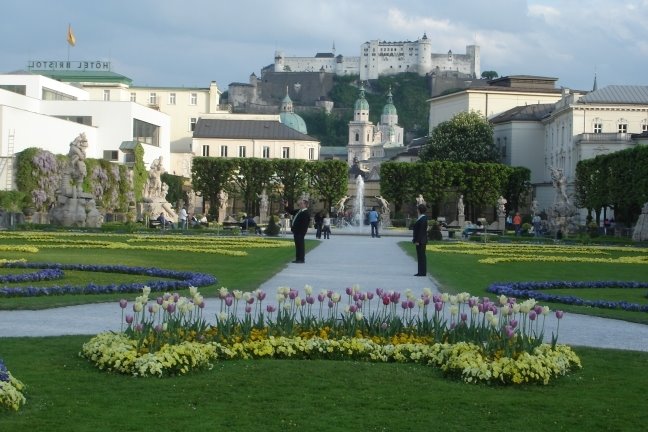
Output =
[{"x1": 1, "y1": 230, "x2": 647, "y2": 352}]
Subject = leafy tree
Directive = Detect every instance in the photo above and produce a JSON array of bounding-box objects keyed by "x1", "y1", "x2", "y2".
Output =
[
  {"x1": 231, "y1": 158, "x2": 275, "y2": 215},
  {"x1": 420, "y1": 111, "x2": 498, "y2": 163},
  {"x1": 161, "y1": 173, "x2": 186, "y2": 207},
  {"x1": 379, "y1": 162, "x2": 417, "y2": 215},
  {"x1": 191, "y1": 157, "x2": 236, "y2": 220},
  {"x1": 457, "y1": 162, "x2": 509, "y2": 220},
  {"x1": 481, "y1": 71, "x2": 499, "y2": 80},
  {"x1": 272, "y1": 159, "x2": 309, "y2": 207},
  {"x1": 307, "y1": 160, "x2": 348, "y2": 211},
  {"x1": 503, "y1": 167, "x2": 531, "y2": 212},
  {"x1": 417, "y1": 161, "x2": 462, "y2": 218},
  {"x1": 132, "y1": 143, "x2": 148, "y2": 202}
]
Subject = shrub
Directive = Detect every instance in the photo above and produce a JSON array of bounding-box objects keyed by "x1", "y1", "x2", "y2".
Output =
[{"x1": 265, "y1": 216, "x2": 281, "y2": 236}]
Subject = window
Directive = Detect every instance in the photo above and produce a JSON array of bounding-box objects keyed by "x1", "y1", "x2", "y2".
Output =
[
  {"x1": 594, "y1": 123, "x2": 602, "y2": 133},
  {"x1": 169, "y1": 93, "x2": 176, "y2": 105},
  {"x1": 130, "y1": 92, "x2": 136, "y2": 102},
  {"x1": 239, "y1": 146, "x2": 246, "y2": 157},
  {"x1": 355, "y1": 132, "x2": 359, "y2": 142},
  {"x1": 642, "y1": 120, "x2": 648, "y2": 132},
  {"x1": 309, "y1": 148, "x2": 315, "y2": 160},
  {"x1": 282, "y1": 147, "x2": 290, "y2": 159},
  {"x1": 103, "y1": 89, "x2": 110, "y2": 101},
  {"x1": 202, "y1": 145, "x2": 209, "y2": 157},
  {"x1": 262, "y1": 146, "x2": 270, "y2": 158},
  {"x1": 132, "y1": 118, "x2": 160, "y2": 147},
  {"x1": 220, "y1": 145, "x2": 228, "y2": 157},
  {"x1": 190, "y1": 117, "x2": 197, "y2": 132},
  {"x1": 190, "y1": 93, "x2": 197, "y2": 105},
  {"x1": 618, "y1": 123, "x2": 628, "y2": 133},
  {"x1": 148, "y1": 92, "x2": 157, "y2": 105},
  {"x1": 103, "y1": 150, "x2": 118, "y2": 161}
]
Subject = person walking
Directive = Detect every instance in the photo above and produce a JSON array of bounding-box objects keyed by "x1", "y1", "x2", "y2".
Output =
[
  {"x1": 368, "y1": 206, "x2": 380, "y2": 238},
  {"x1": 284, "y1": 199, "x2": 310, "y2": 263},
  {"x1": 413, "y1": 203, "x2": 428, "y2": 276},
  {"x1": 322, "y1": 213, "x2": 331, "y2": 239}
]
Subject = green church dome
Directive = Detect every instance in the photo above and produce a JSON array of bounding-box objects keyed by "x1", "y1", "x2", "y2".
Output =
[{"x1": 280, "y1": 111, "x2": 308, "y2": 134}]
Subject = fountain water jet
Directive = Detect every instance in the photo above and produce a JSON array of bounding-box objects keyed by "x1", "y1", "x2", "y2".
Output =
[{"x1": 350, "y1": 175, "x2": 365, "y2": 229}]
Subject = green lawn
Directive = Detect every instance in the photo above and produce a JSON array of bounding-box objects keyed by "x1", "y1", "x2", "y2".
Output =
[
  {"x1": 2, "y1": 232, "x2": 648, "y2": 430},
  {"x1": 1, "y1": 336, "x2": 647, "y2": 431}
]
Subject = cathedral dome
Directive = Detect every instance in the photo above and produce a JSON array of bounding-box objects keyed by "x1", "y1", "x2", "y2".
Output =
[
  {"x1": 382, "y1": 88, "x2": 397, "y2": 115},
  {"x1": 279, "y1": 89, "x2": 308, "y2": 134},
  {"x1": 280, "y1": 111, "x2": 308, "y2": 134},
  {"x1": 354, "y1": 84, "x2": 370, "y2": 111}
]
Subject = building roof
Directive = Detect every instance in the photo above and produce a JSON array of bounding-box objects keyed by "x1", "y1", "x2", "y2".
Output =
[
  {"x1": 490, "y1": 103, "x2": 555, "y2": 123},
  {"x1": 193, "y1": 119, "x2": 317, "y2": 141},
  {"x1": 29, "y1": 70, "x2": 133, "y2": 85},
  {"x1": 319, "y1": 146, "x2": 347, "y2": 157},
  {"x1": 578, "y1": 85, "x2": 648, "y2": 104}
]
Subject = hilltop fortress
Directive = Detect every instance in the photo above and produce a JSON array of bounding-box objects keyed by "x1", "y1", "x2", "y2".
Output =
[
  {"x1": 274, "y1": 33, "x2": 480, "y2": 81},
  {"x1": 228, "y1": 34, "x2": 480, "y2": 110}
]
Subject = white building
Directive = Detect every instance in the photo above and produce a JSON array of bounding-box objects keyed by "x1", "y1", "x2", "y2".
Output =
[
  {"x1": 192, "y1": 113, "x2": 320, "y2": 162},
  {"x1": 491, "y1": 85, "x2": 648, "y2": 219},
  {"x1": 0, "y1": 72, "x2": 170, "y2": 190},
  {"x1": 428, "y1": 76, "x2": 564, "y2": 131},
  {"x1": 274, "y1": 34, "x2": 480, "y2": 81}
]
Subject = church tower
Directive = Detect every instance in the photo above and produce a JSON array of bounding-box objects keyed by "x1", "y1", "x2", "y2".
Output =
[
  {"x1": 347, "y1": 84, "x2": 374, "y2": 165},
  {"x1": 379, "y1": 87, "x2": 404, "y2": 148}
]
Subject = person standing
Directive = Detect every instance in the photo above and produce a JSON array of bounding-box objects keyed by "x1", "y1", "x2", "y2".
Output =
[
  {"x1": 368, "y1": 206, "x2": 380, "y2": 238},
  {"x1": 179, "y1": 206, "x2": 188, "y2": 229},
  {"x1": 413, "y1": 204, "x2": 428, "y2": 276},
  {"x1": 322, "y1": 213, "x2": 331, "y2": 239},
  {"x1": 284, "y1": 199, "x2": 310, "y2": 263},
  {"x1": 314, "y1": 211, "x2": 324, "y2": 239},
  {"x1": 513, "y1": 212, "x2": 522, "y2": 236}
]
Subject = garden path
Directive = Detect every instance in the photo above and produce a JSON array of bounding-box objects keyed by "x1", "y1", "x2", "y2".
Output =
[{"x1": 0, "y1": 231, "x2": 646, "y2": 352}]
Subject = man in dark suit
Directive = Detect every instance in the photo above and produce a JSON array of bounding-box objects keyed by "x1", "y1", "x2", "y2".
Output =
[
  {"x1": 412, "y1": 203, "x2": 428, "y2": 276},
  {"x1": 284, "y1": 199, "x2": 311, "y2": 263}
]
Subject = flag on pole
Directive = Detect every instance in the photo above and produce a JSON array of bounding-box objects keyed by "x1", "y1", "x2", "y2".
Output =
[{"x1": 67, "y1": 24, "x2": 76, "y2": 47}]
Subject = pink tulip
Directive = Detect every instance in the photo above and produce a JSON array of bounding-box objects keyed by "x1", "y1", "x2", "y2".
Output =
[
  {"x1": 119, "y1": 299, "x2": 127, "y2": 309},
  {"x1": 382, "y1": 296, "x2": 390, "y2": 306},
  {"x1": 125, "y1": 314, "x2": 134, "y2": 324},
  {"x1": 529, "y1": 311, "x2": 537, "y2": 321}
]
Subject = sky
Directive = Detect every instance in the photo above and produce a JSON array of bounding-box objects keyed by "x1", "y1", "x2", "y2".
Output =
[{"x1": 2, "y1": 0, "x2": 648, "y2": 91}]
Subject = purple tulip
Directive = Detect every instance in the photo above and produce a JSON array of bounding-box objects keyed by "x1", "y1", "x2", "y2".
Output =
[
  {"x1": 246, "y1": 296, "x2": 255, "y2": 305},
  {"x1": 390, "y1": 292, "x2": 400, "y2": 303},
  {"x1": 167, "y1": 303, "x2": 176, "y2": 314},
  {"x1": 366, "y1": 292, "x2": 374, "y2": 300},
  {"x1": 289, "y1": 290, "x2": 298, "y2": 300},
  {"x1": 376, "y1": 288, "x2": 384, "y2": 297},
  {"x1": 353, "y1": 293, "x2": 360, "y2": 302},
  {"x1": 173, "y1": 293, "x2": 180, "y2": 302},
  {"x1": 505, "y1": 325, "x2": 515, "y2": 338},
  {"x1": 328, "y1": 300, "x2": 334, "y2": 308},
  {"x1": 317, "y1": 293, "x2": 326, "y2": 302},
  {"x1": 148, "y1": 305, "x2": 155, "y2": 314},
  {"x1": 509, "y1": 319, "x2": 518, "y2": 329},
  {"x1": 460, "y1": 313, "x2": 468, "y2": 322},
  {"x1": 423, "y1": 297, "x2": 430, "y2": 306},
  {"x1": 301, "y1": 299, "x2": 306, "y2": 306},
  {"x1": 154, "y1": 324, "x2": 163, "y2": 333},
  {"x1": 355, "y1": 300, "x2": 362, "y2": 309},
  {"x1": 266, "y1": 305, "x2": 276, "y2": 313},
  {"x1": 434, "y1": 302, "x2": 443, "y2": 312},
  {"x1": 245, "y1": 305, "x2": 252, "y2": 314},
  {"x1": 407, "y1": 300, "x2": 415, "y2": 309},
  {"x1": 125, "y1": 314, "x2": 134, "y2": 324},
  {"x1": 345, "y1": 287, "x2": 353, "y2": 295},
  {"x1": 134, "y1": 323, "x2": 143, "y2": 332},
  {"x1": 119, "y1": 299, "x2": 127, "y2": 309},
  {"x1": 468, "y1": 298, "x2": 476, "y2": 308},
  {"x1": 529, "y1": 311, "x2": 537, "y2": 321},
  {"x1": 306, "y1": 295, "x2": 315, "y2": 305},
  {"x1": 433, "y1": 294, "x2": 442, "y2": 303},
  {"x1": 350, "y1": 304, "x2": 358, "y2": 313},
  {"x1": 256, "y1": 291, "x2": 266, "y2": 301},
  {"x1": 534, "y1": 305, "x2": 543, "y2": 315},
  {"x1": 225, "y1": 296, "x2": 233, "y2": 307},
  {"x1": 555, "y1": 310, "x2": 564, "y2": 319},
  {"x1": 198, "y1": 301, "x2": 205, "y2": 309},
  {"x1": 156, "y1": 297, "x2": 163, "y2": 305},
  {"x1": 327, "y1": 290, "x2": 333, "y2": 299}
]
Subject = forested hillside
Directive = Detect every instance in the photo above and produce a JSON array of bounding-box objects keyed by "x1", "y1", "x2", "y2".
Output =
[{"x1": 300, "y1": 73, "x2": 430, "y2": 147}]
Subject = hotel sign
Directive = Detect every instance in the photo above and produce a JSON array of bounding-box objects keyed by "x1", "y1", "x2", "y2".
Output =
[{"x1": 27, "y1": 60, "x2": 111, "y2": 71}]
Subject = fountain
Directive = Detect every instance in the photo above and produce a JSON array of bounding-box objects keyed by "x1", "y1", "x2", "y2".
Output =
[{"x1": 351, "y1": 175, "x2": 365, "y2": 227}]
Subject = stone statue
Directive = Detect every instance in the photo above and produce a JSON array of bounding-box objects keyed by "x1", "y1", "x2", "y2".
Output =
[
  {"x1": 550, "y1": 167, "x2": 569, "y2": 203},
  {"x1": 497, "y1": 195, "x2": 507, "y2": 216},
  {"x1": 336, "y1": 195, "x2": 349, "y2": 214},
  {"x1": 457, "y1": 195, "x2": 465, "y2": 216},
  {"x1": 68, "y1": 133, "x2": 88, "y2": 194},
  {"x1": 530, "y1": 199, "x2": 539, "y2": 216},
  {"x1": 145, "y1": 156, "x2": 165, "y2": 199},
  {"x1": 375, "y1": 195, "x2": 390, "y2": 214},
  {"x1": 416, "y1": 194, "x2": 426, "y2": 206},
  {"x1": 258, "y1": 189, "x2": 269, "y2": 222},
  {"x1": 85, "y1": 199, "x2": 103, "y2": 228}
]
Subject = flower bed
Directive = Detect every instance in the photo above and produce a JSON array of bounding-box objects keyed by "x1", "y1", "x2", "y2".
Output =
[
  {"x1": 81, "y1": 286, "x2": 581, "y2": 385},
  {"x1": 0, "y1": 262, "x2": 216, "y2": 297},
  {"x1": 0, "y1": 359, "x2": 25, "y2": 411},
  {"x1": 487, "y1": 281, "x2": 648, "y2": 312}
]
